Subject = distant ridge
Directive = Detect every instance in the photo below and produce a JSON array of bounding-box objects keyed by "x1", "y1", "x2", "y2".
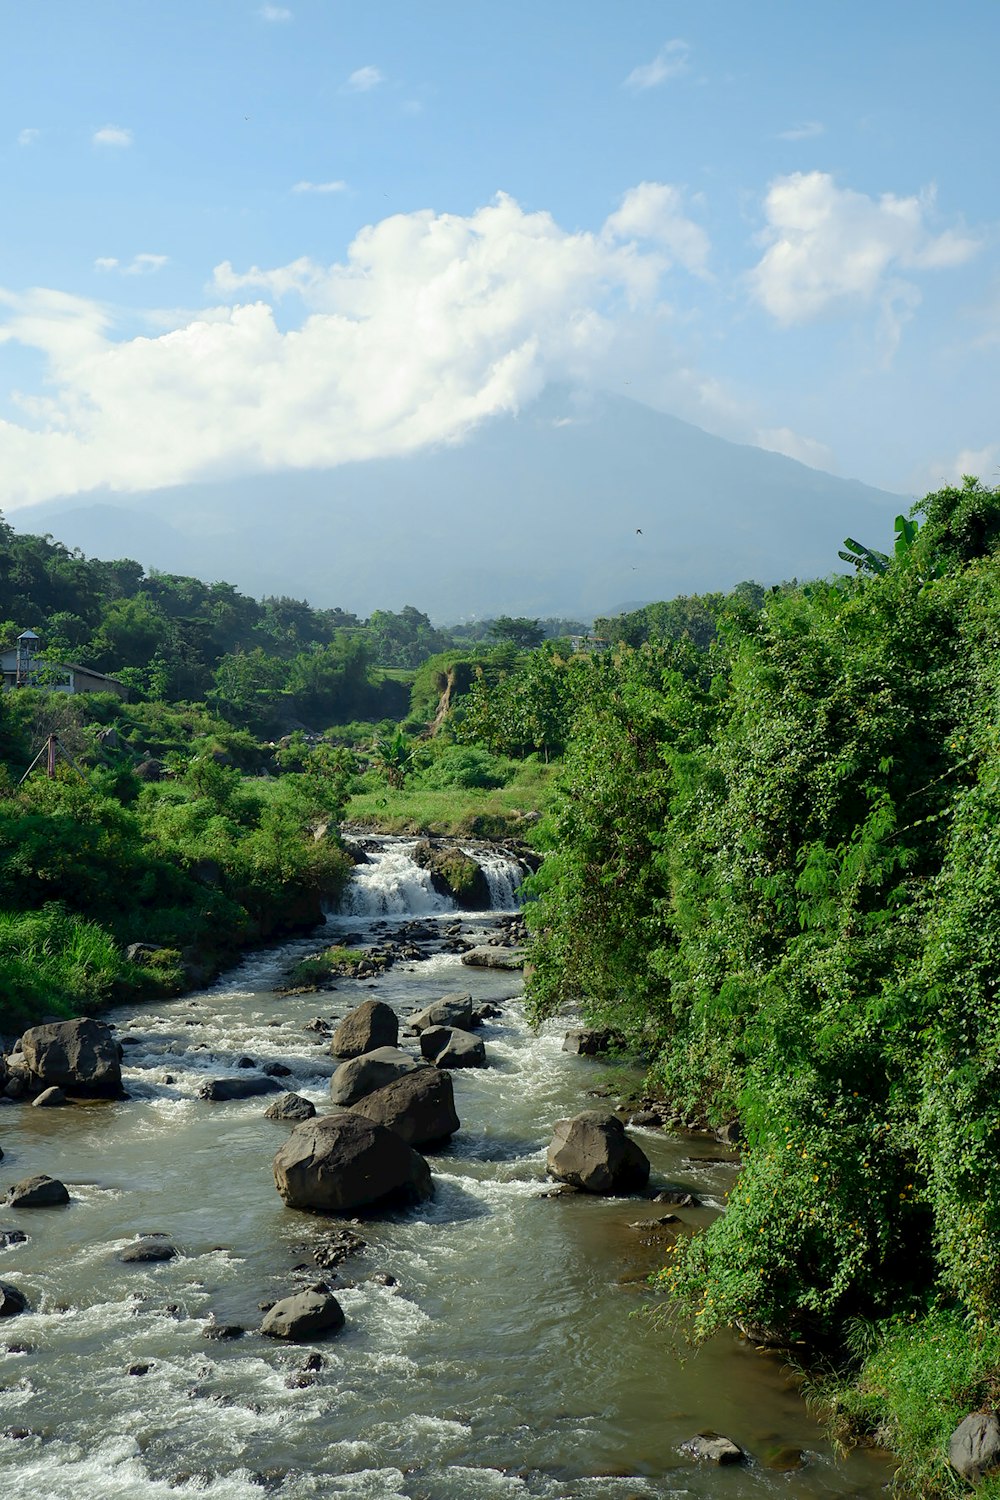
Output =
[{"x1": 12, "y1": 387, "x2": 905, "y2": 619}]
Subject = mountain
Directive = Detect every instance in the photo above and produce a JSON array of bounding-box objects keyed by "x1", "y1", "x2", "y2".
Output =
[{"x1": 11, "y1": 388, "x2": 905, "y2": 619}]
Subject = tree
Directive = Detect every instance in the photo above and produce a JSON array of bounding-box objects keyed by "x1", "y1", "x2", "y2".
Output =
[{"x1": 488, "y1": 616, "x2": 544, "y2": 649}]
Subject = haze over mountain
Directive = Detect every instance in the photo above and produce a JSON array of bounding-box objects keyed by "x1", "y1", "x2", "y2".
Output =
[{"x1": 15, "y1": 388, "x2": 904, "y2": 621}]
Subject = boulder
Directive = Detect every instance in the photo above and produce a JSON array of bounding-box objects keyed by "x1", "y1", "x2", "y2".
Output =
[
  {"x1": 680, "y1": 1432, "x2": 744, "y2": 1465},
  {"x1": 562, "y1": 1028, "x2": 623, "y2": 1057},
  {"x1": 261, "y1": 1288, "x2": 345, "y2": 1341},
  {"x1": 273, "y1": 1109, "x2": 433, "y2": 1214},
  {"x1": 6, "y1": 1174, "x2": 70, "y2": 1208},
  {"x1": 419, "y1": 1026, "x2": 486, "y2": 1069},
  {"x1": 119, "y1": 1236, "x2": 176, "y2": 1263},
  {"x1": 265, "y1": 1092, "x2": 317, "y2": 1123},
  {"x1": 330, "y1": 1000, "x2": 399, "y2": 1059},
  {"x1": 410, "y1": 842, "x2": 491, "y2": 909},
  {"x1": 350, "y1": 1066, "x2": 459, "y2": 1147},
  {"x1": 329, "y1": 1047, "x2": 424, "y2": 1107},
  {"x1": 460, "y1": 946, "x2": 525, "y2": 970},
  {"x1": 0, "y1": 1283, "x2": 28, "y2": 1319},
  {"x1": 948, "y1": 1412, "x2": 1000, "y2": 1480},
  {"x1": 546, "y1": 1111, "x2": 650, "y2": 1195},
  {"x1": 409, "y1": 994, "x2": 475, "y2": 1033},
  {"x1": 32, "y1": 1087, "x2": 66, "y2": 1108},
  {"x1": 198, "y1": 1074, "x2": 283, "y2": 1102},
  {"x1": 18, "y1": 1017, "x2": 122, "y2": 1097}
]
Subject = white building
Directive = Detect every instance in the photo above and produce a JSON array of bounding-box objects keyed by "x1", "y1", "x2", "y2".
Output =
[{"x1": 0, "y1": 630, "x2": 128, "y2": 698}]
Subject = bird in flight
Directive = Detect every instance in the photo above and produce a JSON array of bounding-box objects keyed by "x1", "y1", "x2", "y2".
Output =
[{"x1": 635, "y1": 528, "x2": 642, "y2": 535}]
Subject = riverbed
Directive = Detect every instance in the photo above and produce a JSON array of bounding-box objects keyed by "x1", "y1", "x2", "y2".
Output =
[{"x1": 0, "y1": 843, "x2": 893, "y2": 1498}]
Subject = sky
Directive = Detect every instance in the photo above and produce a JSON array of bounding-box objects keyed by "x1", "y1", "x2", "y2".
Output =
[{"x1": 0, "y1": 0, "x2": 997, "y2": 515}]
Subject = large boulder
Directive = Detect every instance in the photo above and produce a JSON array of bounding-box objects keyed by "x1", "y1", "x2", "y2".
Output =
[
  {"x1": 261, "y1": 1288, "x2": 345, "y2": 1341},
  {"x1": 949, "y1": 1413, "x2": 1000, "y2": 1481},
  {"x1": 546, "y1": 1111, "x2": 650, "y2": 1195},
  {"x1": 198, "y1": 1075, "x2": 283, "y2": 1102},
  {"x1": 330, "y1": 1000, "x2": 399, "y2": 1059},
  {"x1": 409, "y1": 994, "x2": 475, "y2": 1033},
  {"x1": 350, "y1": 1066, "x2": 459, "y2": 1147},
  {"x1": 0, "y1": 1282, "x2": 28, "y2": 1318},
  {"x1": 329, "y1": 1047, "x2": 424, "y2": 1107},
  {"x1": 18, "y1": 1017, "x2": 122, "y2": 1098},
  {"x1": 419, "y1": 1026, "x2": 486, "y2": 1069},
  {"x1": 460, "y1": 946, "x2": 525, "y2": 970},
  {"x1": 6, "y1": 1174, "x2": 70, "y2": 1208},
  {"x1": 410, "y1": 842, "x2": 490, "y2": 910},
  {"x1": 273, "y1": 1109, "x2": 433, "y2": 1214},
  {"x1": 265, "y1": 1092, "x2": 317, "y2": 1123},
  {"x1": 562, "y1": 1028, "x2": 623, "y2": 1057}
]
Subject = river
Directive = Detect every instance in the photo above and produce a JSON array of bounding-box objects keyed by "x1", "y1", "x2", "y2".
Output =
[{"x1": 0, "y1": 840, "x2": 892, "y2": 1498}]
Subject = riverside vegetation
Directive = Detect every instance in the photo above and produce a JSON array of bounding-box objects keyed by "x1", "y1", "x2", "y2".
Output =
[{"x1": 3, "y1": 481, "x2": 1000, "y2": 1492}]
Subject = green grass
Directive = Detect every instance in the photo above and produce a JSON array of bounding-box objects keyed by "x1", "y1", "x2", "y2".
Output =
[
  {"x1": 344, "y1": 758, "x2": 558, "y2": 838},
  {"x1": 288, "y1": 944, "x2": 364, "y2": 988}
]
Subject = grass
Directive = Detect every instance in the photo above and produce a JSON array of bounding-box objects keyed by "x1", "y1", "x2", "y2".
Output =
[
  {"x1": 287, "y1": 944, "x2": 366, "y2": 988},
  {"x1": 344, "y1": 758, "x2": 558, "y2": 838}
]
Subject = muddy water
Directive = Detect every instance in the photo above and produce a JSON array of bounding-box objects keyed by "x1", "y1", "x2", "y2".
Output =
[{"x1": 0, "y1": 855, "x2": 892, "y2": 1499}]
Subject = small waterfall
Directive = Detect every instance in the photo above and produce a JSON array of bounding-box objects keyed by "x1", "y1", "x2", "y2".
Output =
[
  {"x1": 468, "y1": 848, "x2": 524, "y2": 912},
  {"x1": 339, "y1": 841, "x2": 455, "y2": 917}
]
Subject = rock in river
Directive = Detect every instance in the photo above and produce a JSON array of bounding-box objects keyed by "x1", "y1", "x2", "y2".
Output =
[
  {"x1": 6, "y1": 1174, "x2": 70, "y2": 1208},
  {"x1": 0, "y1": 1282, "x2": 28, "y2": 1318},
  {"x1": 680, "y1": 1432, "x2": 744, "y2": 1465},
  {"x1": 273, "y1": 1109, "x2": 433, "y2": 1215},
  {"x1": 546, "y1": 1111, "x2": 650, "y2": 1195},
  {"x1": 18, "y1": 1017, "x2": 122, "y2": 1097},
  {"x1": 349, "y1": 1066, "x2": 459, "y2": 1148},
  {"x1": 329, "y1": 1047, "x2": 425, "y2": 1107},
  {"x1": 265, "y1": 1092, "x2": 317, "y2": 1123},
  {"x1": 198, "y1": 1074, "x2": 283, "y2": 1102},
  {"x1": 408, "y1": 993, "x2": 475, "y2": 1033},
  {"x1": 261, "y1": 1288, "x2": 345, "y2": 1341},
  {"x1": 418, "y1": 1026, "x2": 486, "y2": 1069},
  {"x1": 330, "y1": 1000, "x2": 399, "y2": 1059}
]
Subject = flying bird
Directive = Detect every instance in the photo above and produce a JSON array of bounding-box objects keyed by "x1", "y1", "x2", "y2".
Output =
[{"x1": 635, "y1": 528, "x2": 642, "y2": 535}]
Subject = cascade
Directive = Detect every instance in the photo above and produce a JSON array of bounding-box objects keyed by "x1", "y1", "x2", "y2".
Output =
[
  {"x1": 466, "y1": 846, "x2": 524, "y2": 911},
  {"x1": 339, "y1": 840, "x2": 455, "y2": 917}
]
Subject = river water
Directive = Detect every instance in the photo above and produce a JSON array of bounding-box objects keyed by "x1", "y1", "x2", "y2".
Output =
[{"x1": 0, "y1": 842, "x2": 892, "y2": 1499}]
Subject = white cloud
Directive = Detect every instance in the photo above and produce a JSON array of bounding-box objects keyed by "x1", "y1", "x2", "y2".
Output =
[
  {"x1": 292, "y1": 180, "x2": 347, "y2": 195},
  {"x1": 749, "y1": 172, "x2": 980, "y2": 335},
  {"x1": 915, "y1": 444, "x2": 1000, "y2": 491},
  {"x1": 0, "y1": 187, "x2": 700, "y2": 506},
  {"x1": 259, "y1": 4, "x2": 292, "y2": 19},
  {"x1": 755, "y1": 425, "x2": 838, "y2": 473},
  {"x1": 345, "y1": 66, "x2": 383, "y2": 93},
  {"x1": 95, "y1": 253, "x2": 168, "y2": 276},
  {"x1": 624, "y1": 40, "x2": 691, "y2": 91},
  {"x1": 93, "y1": 124, "x2": 132, "y2": 148},
  {"x1": 604, "y1": 182, "x2": 709, "y2": 275},
  {"x1": 17, "y1": 128, "x2": 39, "y2": 146},
  {"x1": 777, "y1": 121, "x2": 824, "y2": 141}
]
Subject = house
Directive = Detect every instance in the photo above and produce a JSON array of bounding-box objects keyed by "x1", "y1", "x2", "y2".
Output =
[{"x1": 0, "y1": 630, "x2": 128, "y2": 699}]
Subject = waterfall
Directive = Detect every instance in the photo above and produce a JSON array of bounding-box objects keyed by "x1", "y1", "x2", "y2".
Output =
[
  {"x1": 339, "y1": 840, "x2": 455, "y2": 917},
  {"x1": 465, "y1": 847, "x2": 524, "y2": 912}
]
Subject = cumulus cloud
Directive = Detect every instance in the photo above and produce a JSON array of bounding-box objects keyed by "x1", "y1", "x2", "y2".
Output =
[
  {"x1": 345, "y1": 66, "x2": 383, "y2": 92},
  {"x1": 0, "y1": 186, "x2": 708, "y2": 507},
  {"x1": 915, "y1": 444, "x2": 1000, "y2": 491},
  {"x1": 93, "y1": 124, "x2": 132, "y2": 147},
  {"x1": 17, "y1": 128, "x2": 39, "y2": 146},
  {"x1": 624, "y1": 40, "x2": 691, "y2": 91},
  {"x1": 292, "y1": 180, "x2": 347, "y2": 194},
  {"x1": 604, "y1": 182, "x2": 709, "y2": 275},
  {"x1": 777, "y1": 121, "x2": 824, "y2": 141},
  {"x1": 750, "y1": 172, "x2": 980, "y2": 334}
]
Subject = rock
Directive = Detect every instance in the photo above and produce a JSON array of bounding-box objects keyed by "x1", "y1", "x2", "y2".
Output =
[
  {"x1": 629, "y1": 1110, "x2": 661, "y2": 1127},
  {"x1": 198, "y1": 1075, "x2": 283, "y2": 1102},
  {"x1": 0, "y1": 1282, "x2": 28, "y2": 1318},
  {"x1": 18, "y1": 1017, "x2": 122, "y2": 1097},
  {"x1": 32, "y1": 1087, "x2": 66, "y2": 1108},
  {"x1": 263, "y1": 1062, "x2": 293, "y2": 1078},
  {"x1": 330, "y1": 1000, "x2": 399, "y2": 1059},
  {"x1": 134, "y1": 758, "x2": 164, "y2": 782},
  {"x1": 948, "y1": 1412, "x2": 1000, "y2": 1480},
  {"x1": 460, "y1": 946, "x2": 525, "y2": 970},
  {"x1": 0, "y1": 1230, "x2": 27, "y2": 1247},
  {"x1": 128, "y1": 1362, "x2": 153, "y2": 1376},
  {"x1": 236, "y1": 1056, "x2": 256, "y2": 1069},
  {"x1": 680, "y1": 1432, "x2": 744, "y2": 1465},
  {"x1": 410, "y1": 842, "x2": 491, "y2": 909},
  {"x1": 546, "y1": 1112, "x2": 650, "y2": 1195},
  {"x1": 97, "y1": 726, "x2": 123, "y2": 752},
  {"x1": 202, "y1": 1324, "x2": 244, "y2": 1341},
  {"x1": 260, "y1": 1289, "x2": 345, "y2": 1341},
  {"x1": 329, "y1": 1047, "x2": 424, "y2": 1107},
  {"x1": 119, "y1": 1237, "x2": 177, "y2": 1263},
  {"x1": 409, "y1": 994, "x2": 475, "y2": 1032},
  {"x1": 562, "y1": 1028, "x2": 622, "y2": 1057},
  {"x1": 419, "y1": 1026, "x2": 486, "y2": 1069},
  {"x1": 3, "y1": 1077, "x2": 26, "y2": 1101},
  {"x1": 6, "y1": 1174, "x2": 70, "y2": 1208},
  {"x1": 125, "y1": 942, "x2": 161, "y2": 965},
  {"x1": 273, "y1": 1110, "x2": 433, "y2": 1215},
  {"x1": 654, "y1": 1188, "x2": 699, "y2": 1207},
  {"x1": 349, "y1": 1066, "x2": 460, "y2": 1147},
  {"x1": 265, "y1": 1092, "x2": 317, "y2": 1123},
  {"x1": 311, "y1": 1228, "x2": 366, "y2": 1268},
  {"x1": 717, "y1": 1120, "x2": 743, "y2": 1146}
]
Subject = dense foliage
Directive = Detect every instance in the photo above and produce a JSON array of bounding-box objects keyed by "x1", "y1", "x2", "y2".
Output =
[{"x1": 524, "y1": 481, "x2": 1000, "y2": 1490}]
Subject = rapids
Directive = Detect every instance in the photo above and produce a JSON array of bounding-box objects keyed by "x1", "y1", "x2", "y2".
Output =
[{"x1": 0, "y1": 841, "x2": 891, "y2": 1499}]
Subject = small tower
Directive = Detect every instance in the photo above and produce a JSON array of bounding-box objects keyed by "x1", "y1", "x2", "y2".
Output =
[{"x1": 15, "y1": 630, "x2": 39, "y2": 687}]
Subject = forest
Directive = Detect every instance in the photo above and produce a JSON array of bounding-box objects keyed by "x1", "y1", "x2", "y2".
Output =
[{"x1": 3, "y1": 480, "x2": 1000, "y2": 1490}]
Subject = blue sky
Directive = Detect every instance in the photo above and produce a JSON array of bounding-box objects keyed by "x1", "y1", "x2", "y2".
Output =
[{"x1": 0, "y1": 0, "x2": 996, "y2": 513}]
